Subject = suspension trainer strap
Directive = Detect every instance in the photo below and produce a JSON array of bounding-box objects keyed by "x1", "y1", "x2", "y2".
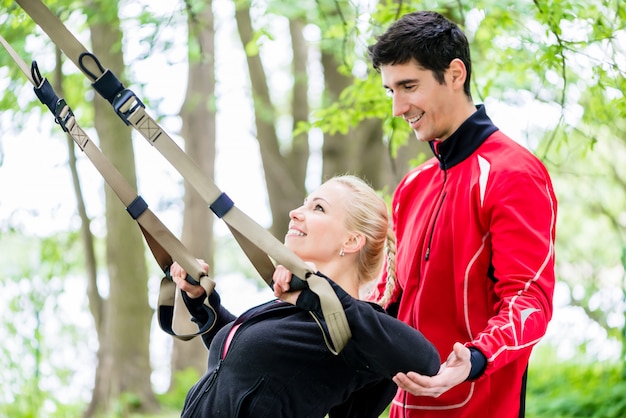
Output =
[
  {"x1": 15, "y1": 0, "x2": 351, "y2": 353},
  {"x1": 0, "y1": 34, "x2": 216, "y2": 341}
]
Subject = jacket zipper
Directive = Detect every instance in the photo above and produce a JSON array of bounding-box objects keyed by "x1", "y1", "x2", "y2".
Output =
[
  {"x1": 186, "y1": 304, "x2": 283, "y2": 417},
  {"x1": 184, "y1": 359, "x2": 223, "y2": 417},
  {"x1": 189, "y1": 318, "x2": 249, "y2": 414},
  {"x1": 205, "y1": 359, "x2": 223, "y2": 392},
  {"x1": 425, "y1": 166, "x2": 448, "y2": 261}
]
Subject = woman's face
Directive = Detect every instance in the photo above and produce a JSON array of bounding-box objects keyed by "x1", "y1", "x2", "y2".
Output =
[{"x1": 284, "y1": 180, "x2": 353, "y2": 266}]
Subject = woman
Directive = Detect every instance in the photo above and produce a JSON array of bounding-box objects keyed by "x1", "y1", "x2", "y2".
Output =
[{"x1": 171, "y1": 175, "x2": 439, "y2": 417}]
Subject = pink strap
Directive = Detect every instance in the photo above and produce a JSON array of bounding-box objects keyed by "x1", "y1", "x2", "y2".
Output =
[{"x1": 222, "y1": 323, "x2": 242, "y2": 359}]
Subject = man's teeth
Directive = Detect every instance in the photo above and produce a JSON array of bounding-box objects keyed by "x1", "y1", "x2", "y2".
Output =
[{"x1": 407, "y1": 114, "x2": 424, "y2": 124}]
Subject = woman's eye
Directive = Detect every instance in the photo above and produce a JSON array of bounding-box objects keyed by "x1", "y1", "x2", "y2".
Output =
[{"x1": 314, "y1": 204, "x2": 325, "y2": 212}]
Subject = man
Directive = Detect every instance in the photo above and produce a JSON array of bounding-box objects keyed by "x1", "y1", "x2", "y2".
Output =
[{"x1": 368, "y1": 11, "x2": 557, "y2": 417}]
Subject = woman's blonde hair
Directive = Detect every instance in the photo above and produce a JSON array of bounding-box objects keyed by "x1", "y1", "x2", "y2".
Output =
[{"x1": 329, "y1": 175, "x2": 397, "y2": 306}]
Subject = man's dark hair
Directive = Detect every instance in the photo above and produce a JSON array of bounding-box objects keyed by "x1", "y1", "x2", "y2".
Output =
[{"x1": 368, "y1": 11, "x2": 472, "y2": 98}]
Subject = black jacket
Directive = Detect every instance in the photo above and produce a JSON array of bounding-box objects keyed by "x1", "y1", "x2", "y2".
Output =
[{"x1": 180, "y1": 274, "x2": 440, "y2": 418}]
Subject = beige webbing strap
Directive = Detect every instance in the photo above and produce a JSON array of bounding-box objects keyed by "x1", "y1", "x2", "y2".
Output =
[
  {"x1": 15, "y1": 0, "x2": 352, "y2": 352},
  {"x1": 62, "y1": 107, "x2": 218, "y2": 340},
  {"x1": 0, "y1": 33, "x2": 216, "y2": 340}
]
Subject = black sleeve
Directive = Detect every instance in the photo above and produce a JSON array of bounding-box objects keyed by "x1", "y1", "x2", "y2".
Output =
[
  {"x1": 295, "y1": 272, "x2": 441, "y2": 378},
  {"x1": 328, "y1": 378, "x2": 397, "y2": 418},
  {"x1": 181, "y1": 290, "x2": 237, "y2": 349},
  {"x1": 385, "y1": 292, "x2": 402, "y2": 318},
  {"x1": 467, "y1": 347, "x2": 487, "y2": 380}
]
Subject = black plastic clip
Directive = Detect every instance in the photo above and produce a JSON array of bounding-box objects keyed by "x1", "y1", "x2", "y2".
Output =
[
  {"x1": 53, "y1": 99, "x2": 74, "y2": 132},
  {"x1": 112, "y1": 89, "x2": 145, "y2": 126}
]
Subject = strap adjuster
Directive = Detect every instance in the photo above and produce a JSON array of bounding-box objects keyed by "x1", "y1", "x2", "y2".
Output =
[
  {"x1": 112, "y1": 89, "x2": 145, "y2": 126},
  {"x1": 53, "y1": 99, "x2": 73, "y2": 132}
]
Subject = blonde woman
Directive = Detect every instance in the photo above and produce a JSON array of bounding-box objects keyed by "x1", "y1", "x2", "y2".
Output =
[{"x1": 171, "y1": 175, "x2": 439, "y2": 417}]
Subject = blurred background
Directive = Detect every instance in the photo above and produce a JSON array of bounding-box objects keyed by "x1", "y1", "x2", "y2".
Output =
[{"x1": 0, "y1": 0, "x2": 624, "y2": 417}]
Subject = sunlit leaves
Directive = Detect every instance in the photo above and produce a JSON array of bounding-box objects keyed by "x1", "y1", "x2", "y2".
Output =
[{"x1": 0, "y1": 231, "x2": 87, "y2": 416}]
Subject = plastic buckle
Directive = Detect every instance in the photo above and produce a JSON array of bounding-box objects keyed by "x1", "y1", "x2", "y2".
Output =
[
  {"x1": 112, "y1": 89, "x2": 145, "y2": 126},
  {"x1": 53, "y1": 99, "x2": 73, "y2": 133}
]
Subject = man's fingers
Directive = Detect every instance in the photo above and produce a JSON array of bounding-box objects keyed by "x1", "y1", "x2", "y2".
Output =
[{"x1": 393, "y1": 372, "x2": 433, "y2": 395}]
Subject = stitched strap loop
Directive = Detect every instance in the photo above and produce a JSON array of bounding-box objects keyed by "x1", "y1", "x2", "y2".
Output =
[
  {"x1": 210, "y1": 192, "x2": 235, "y2": 218},
  {"x1": 126, "y1": 196, "x2": 149, "y2": 220}
]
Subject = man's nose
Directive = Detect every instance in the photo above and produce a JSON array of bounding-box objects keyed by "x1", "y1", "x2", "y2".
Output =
[{"x1": 391, "y1": 93, "x2": 409, "y2": 118}]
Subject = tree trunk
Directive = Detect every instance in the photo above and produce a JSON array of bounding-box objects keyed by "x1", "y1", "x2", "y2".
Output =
[
  {"x1": 286, "y1": 16, "x2": 310, "y2": 206},
  {"x1": 319, "y1": 51, "x2": 430, "y2": 191},
  {"x1": 84, "y1": 0, "x2": 158, "y2": 415},
  {"x1": 170, "y1": 0, "x2": 217, "y2": 385},
  {"x1": 234, "y1": 0, "x2": 425, "y2": 235},
  {"x1": 53, "y1": 48, "x2": 103, "y2": 337},
  {"x1": 320, "y1": 51, "x2": 390, "y2": 189},
  {"x1": 234, "y1": 3, "x2": 307, "y2": 239}
]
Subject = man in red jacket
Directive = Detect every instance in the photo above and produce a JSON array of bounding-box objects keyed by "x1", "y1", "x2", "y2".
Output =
[{"x1": 368, "y1": 11, "x2": 557, "y2": 417}]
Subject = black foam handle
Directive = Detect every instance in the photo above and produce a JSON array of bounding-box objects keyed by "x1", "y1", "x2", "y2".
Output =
[
  {"x1": 289, "y1": 273, "x2": 309, "y2": 291},
  {"x1": 164, "y1": 265, "x2": 201, "y2": 286}
]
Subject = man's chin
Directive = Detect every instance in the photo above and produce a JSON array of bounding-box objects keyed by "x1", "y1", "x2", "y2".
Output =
[{"x1": 413, "y1": 130, "x2": 428, "y2": 142}]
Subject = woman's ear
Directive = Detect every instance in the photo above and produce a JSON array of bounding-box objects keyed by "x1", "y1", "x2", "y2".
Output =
[{"x1": 343, "y1": 233, "x2": 366, "y2": 255}]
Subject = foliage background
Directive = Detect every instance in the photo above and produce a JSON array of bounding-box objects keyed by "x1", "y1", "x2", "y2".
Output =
[{"x1": 1, "y1": 0, "x2": 625, "y2": 416}]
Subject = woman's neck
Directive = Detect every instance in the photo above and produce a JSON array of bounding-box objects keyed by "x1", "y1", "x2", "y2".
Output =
[{"x1": 315, "y1": 261, "x2": 360, "y2": 299}]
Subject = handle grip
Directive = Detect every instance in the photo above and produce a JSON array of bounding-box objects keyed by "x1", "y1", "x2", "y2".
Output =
[
  {"x1": 289, "y1": 273, "x2": 309, "y2": 291},
  {"x1": 164, "y1": 265, "x2": 201, "y2": 286}
]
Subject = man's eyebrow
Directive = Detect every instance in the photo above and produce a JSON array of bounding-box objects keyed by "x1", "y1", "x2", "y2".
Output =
[{"x1": 383, "y1": 78, "x2": 418, "y2": 89}]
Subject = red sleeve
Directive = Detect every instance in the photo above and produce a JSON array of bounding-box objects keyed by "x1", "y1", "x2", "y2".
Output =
[{"x1": 467, "y1": 166, "x2": 557, "y2": 374}]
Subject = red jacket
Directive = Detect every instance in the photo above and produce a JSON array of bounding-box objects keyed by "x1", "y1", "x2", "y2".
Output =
[{"x1": 375, "y1": 106, "x2": 557, "y2": 417}]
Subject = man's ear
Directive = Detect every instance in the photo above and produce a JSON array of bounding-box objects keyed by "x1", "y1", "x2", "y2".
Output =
[{"x1": 448, "y1": 58, "x2": 467, "y2": 90}]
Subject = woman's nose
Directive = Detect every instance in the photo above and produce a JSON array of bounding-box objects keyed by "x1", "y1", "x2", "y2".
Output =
[{"x1": 289, "y1": 207, "x2": 303, "y2": 220}]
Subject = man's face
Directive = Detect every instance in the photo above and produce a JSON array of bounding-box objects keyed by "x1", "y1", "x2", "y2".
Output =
[{"x1": 381, "y1": 60, "x2": 458, "y2": 143}]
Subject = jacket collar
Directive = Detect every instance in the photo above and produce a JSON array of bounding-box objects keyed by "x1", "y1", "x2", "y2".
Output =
[{"x1": 429, "y1": 105, "x2": 499, "y2": 170}]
